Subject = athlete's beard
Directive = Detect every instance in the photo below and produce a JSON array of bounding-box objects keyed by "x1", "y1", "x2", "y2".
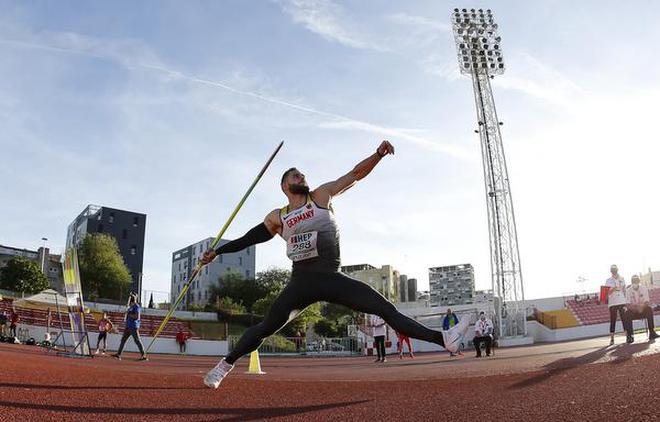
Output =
[{"x1": 288, "y1": 183, "x2": 310, "y2": 195}]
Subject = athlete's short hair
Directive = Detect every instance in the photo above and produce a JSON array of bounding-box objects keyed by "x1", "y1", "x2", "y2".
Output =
[{"x1": 281, "y1": 167, "x2": 297, "y2": 184}]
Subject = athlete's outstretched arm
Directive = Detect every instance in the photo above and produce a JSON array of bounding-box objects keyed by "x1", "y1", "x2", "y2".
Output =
[
  {"x1": 314, "y1": 140, "x2": 394, "y2": 201},
  {"x1": 201, "y1": 210, "x2": 281, "y2": 264}
]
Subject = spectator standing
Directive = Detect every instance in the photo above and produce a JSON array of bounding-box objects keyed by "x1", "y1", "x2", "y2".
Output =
[
  {"x1": 443, "y1": 308, "x2": 462, "y2": 356},
  {"x1": 176, "y1": 329, "x2": 189, "y2": 354},
  {"x1": 112, "y1": 294, "x2": 147, "y2": 361},
  {"x1": 371, "y1": 314, "x2": 387, "y2": 363},
  {"x1": 0, "y1": 310, "x2": 7, "y2": 336},
  {"x1": 9, "y1": 308, "x2": 19, "y2": 338},
  {"x1": 624, "y1": 275, "x2": 659, "y2": 342},
  {"x1": 396, "y1": 331, "x2": 414, "y2": 359},
  {"x1": 605, "y1": 265, "x2": 632, "y2": 344},
  {"x1": 95, "y1": 313, "x2": 114, "y2": 355},
  {"x1": 473, "y1": 312, "x2": 494, "y2": 358}
]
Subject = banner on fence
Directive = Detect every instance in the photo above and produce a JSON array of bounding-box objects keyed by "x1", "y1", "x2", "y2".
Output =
[{"x1": 62, "y1": 248, "x2": 90, "y2": 355}]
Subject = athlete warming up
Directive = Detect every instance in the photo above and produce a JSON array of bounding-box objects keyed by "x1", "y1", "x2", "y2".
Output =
[{"x1": 201, "y1": 140, "x2": 463, "y2": 388}]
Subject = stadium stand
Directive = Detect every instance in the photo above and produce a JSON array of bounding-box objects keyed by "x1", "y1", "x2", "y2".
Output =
[
  {"x1": 1, "y1": 297, "x2": 196, "y2": 338},
  {"x1": 567, "y1": 286, "x2": 660, "y2": 326}
]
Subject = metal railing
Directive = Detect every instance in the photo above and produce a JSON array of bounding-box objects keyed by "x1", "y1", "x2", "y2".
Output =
[{"x1": 228, "y1": 335, "x2": 363, "y2": 356}]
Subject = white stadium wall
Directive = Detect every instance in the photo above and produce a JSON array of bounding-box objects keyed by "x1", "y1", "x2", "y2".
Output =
[{"x1": 16, "y1": 323, "x2": 228, "y2": 356}]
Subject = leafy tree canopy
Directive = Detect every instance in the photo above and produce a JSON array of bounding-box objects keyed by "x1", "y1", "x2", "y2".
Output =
[
  {"x1": 0, "y1": 257, "x2": 50, "y2": 294},
  {"x1": 78, "y1": 233, "x2": 131, "y2": 301}
]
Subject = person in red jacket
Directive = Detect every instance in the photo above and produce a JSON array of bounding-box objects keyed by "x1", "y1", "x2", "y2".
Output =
[
  {"x1": 176, "y1": 329, "x2": 189, "y2": 354},
  {"x1": 396, "y1": 331, "x2": 414, "y2": 359},
  {"x1": 9, "y1": 308, "x2": 19, "y2": 338}
]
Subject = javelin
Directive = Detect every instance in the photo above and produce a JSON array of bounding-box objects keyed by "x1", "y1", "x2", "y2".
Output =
[{"x1": 146, "y1": 141, "x2": 284, "y2": 353}]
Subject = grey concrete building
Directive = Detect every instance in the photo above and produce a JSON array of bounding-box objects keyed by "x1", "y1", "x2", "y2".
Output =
[
  {"x1": 0, "y1": 245, "x2": 64, "y2": 292},
  {"x1": 399, "y1": 274, "x2": 408, "y2": 302},
  {"x1": 428, "y1": 263, "x2": 475, "y2": 306},
  {"x1": 66, "y1": 205, "x2": 146, "y2": 296},
  {"x1": 171, "y1": 237, "x2": 256, "y2": 310},
  {"x1": 407, "y1": 278, "x2": 418, "y2": 303},
  {"x1": 341, "y1": 263, "x2": 400, "y2": 302}
]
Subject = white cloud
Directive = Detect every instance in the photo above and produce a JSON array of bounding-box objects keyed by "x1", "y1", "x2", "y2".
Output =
[
  {"x1": 493, "y1": 51, "x2": 585, "y2": 107},
  {"x1": 318, "y1": 120, "x2": 473, "y2": 160},
  {"x1": 386, "y1": 13, "x2": 451, "y2": 33},
  {"x1": 1, "y1": 31, "x2": 468, "y2": 159},
  {"x1": 277, "y1": 0, "x2": 388, "y2": 51}
]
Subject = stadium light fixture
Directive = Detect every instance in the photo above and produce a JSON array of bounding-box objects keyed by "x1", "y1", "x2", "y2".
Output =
[{"x1": 451, "y1": 7, "x2": 505, "y2": 76}]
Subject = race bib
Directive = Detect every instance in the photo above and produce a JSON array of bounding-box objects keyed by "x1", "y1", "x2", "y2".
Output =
[{"x1": 287, "y1": 231, "x2": 319, "y2": 262}]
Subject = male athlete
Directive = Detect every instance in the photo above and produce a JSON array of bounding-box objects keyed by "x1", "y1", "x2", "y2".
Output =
[{"x1": 201, "y1": 140, "x2": 469, "y2": 388}]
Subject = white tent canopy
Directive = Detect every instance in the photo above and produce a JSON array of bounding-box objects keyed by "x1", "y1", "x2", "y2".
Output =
[{"x1": 14, "y1": 289, "x2": 68, "y2": 309}]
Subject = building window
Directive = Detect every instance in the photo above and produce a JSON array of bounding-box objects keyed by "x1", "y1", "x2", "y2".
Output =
[
  {"x1": 109, "y1": 213, "x2": 115, "y2": 223},
  {"x1": 193, "y1": 246, "x2": 197, "y2": 255},
  {"x1": 246, "y1": 270, "x2": 250, "y2": 278},
  {"x1": 246, "y1": 247, "x2": 250, "y2": 256},
  {"x1": 238, "y1": 257, "x2": 243, "y2": 266},
  {"x1": 219, "y1": 255, "x2": 223, "y2": 263},
  {"x1": 131, "y1": 246, "x2": 136, "y2": 255},
  {"x1": 227, "y1": 267, "x2": 230, "y2": 273},
  {"x1": 205, "y1": 266, "x2": 208, "y2": 275},
  {"x1": 178, "y1": 262, "x2": 181, "y2": 271},
  {"x1": 133, "y1": 217, "x2": 139, "y2": 227}
]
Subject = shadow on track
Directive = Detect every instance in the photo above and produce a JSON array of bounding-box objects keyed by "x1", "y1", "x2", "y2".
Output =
[
  {"x1": 0, "y1": 382, "x2": 204, "y2": 391},
  {"x1": 608, "y1": 341, "x2": 651, "y2": 365},
  {"x1": 0, "y1": 399, "x2": 371, "y2": 421},
  {"x1": 507, "y1": 345, "x2": 613, "y2": 390}
]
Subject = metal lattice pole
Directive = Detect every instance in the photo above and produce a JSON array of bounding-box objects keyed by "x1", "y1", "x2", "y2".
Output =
[{"x1": 451, "y1": 8, "x2": 526, "y2": 338}]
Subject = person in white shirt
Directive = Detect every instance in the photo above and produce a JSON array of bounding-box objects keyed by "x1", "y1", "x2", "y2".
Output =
[
  {"x1": 370, "y1": 314, "x2": 388, "y2": 363},
  {"x1": 473, "y1": 311, "x2": 493, "y2": 357},
  {"x1": 605, "y1": 265, "x2": 633, "y2": 344},
  {"x1": 624, "y1": 275, "x2": 659, "y2": 342}
]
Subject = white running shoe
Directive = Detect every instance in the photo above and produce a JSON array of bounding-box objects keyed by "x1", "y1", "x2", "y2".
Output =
[
  {"x1": 204, "y1": 359, "x2": 234, "y2": 389},
  {"x1": 443, "y1": 318, "x2": 470, "y2": 353}
]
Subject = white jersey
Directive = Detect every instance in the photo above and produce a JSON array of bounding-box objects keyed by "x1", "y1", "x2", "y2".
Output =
[
  {"x1": 605, "y1": 276, "x2": 628, "y2": 307},
  {"x1": 279, "y1": 194, "x2": 340, "y2": 270},
  {"x1": 626, "y1": 285, "x2": 649, "y2": 305},
  {"x1": 370, "y1": 315, "x2": 387, "y2": 337}
]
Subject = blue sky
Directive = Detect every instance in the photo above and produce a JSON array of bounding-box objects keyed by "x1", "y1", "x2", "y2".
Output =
[{"x1": 1, "y1": 0, "x2": 659, "y2": 300}]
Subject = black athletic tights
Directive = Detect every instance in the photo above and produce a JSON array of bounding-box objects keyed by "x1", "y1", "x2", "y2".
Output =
[{"x1": 225, "y1": 270, "x2": 445, "y2": 364}]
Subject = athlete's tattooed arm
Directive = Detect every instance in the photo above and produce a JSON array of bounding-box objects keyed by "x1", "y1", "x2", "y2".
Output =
[{"x1": 313, "y1": 140, "x2": 395, "y2": 205}]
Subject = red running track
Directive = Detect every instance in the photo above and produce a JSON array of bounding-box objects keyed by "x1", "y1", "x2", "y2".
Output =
[{"x1": 0, "y1": 335, "x2": 658, "y2": 421}]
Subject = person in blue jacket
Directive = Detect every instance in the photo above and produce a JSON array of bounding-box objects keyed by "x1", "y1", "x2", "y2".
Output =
[{"x1": 442, "y1": 308, "x2": 462, "y2": 356}]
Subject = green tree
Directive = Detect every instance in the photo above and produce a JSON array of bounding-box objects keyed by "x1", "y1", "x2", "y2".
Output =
[
  {"x1": 255, "y1": 268, "x2": 290, "y2": 292},
  {"x1": 0, "y1": 257, "x2": 50, "y2": 294},
  {"x1": 285, "y1": 302, "x2": 322, "y2": 336},
  {"x1": 209, "y1": 272, "x2": 267, "y2": 312},
  {"x1": 314, "y1": 303, "x2": 359, "y2": 338},
  {"x1": 251, "y1": 287, "x2": 283, "y2": 317},
  {"x1": 78, "y1": 233, "x2": 131, "y2": 301},
  {"x1": 214, "y1": 297, "x2": 247, "y2": 315},
  {"x1": 314, "y1": 318, "x2": 343, "y2": 338},
  {"x1": 251, "y1": 285, "x2": 322, "y2": 336}
]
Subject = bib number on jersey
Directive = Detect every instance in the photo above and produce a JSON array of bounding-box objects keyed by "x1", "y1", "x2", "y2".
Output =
[{"x1": 287, "y1": 231, "x2": 319, "y2": 262}]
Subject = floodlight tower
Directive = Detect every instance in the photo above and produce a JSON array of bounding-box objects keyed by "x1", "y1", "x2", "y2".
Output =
[{"x1": 451, "y1": 8, "x2": 526, "y2": 338}]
